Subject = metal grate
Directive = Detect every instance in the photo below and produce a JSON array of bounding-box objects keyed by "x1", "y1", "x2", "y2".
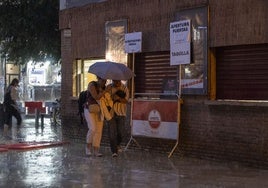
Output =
[
  {"x1": 135, "y1": 51, "x2": 177, "y2": 94},
  {"x1": 216, "y1": 44, "x2": 268, "y2": 100}
]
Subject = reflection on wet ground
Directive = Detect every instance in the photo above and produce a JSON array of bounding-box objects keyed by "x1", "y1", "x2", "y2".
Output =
[
  {"x1": 0, "y1": 115, "x2": 62, "y2": 143},
  {"x1": 1, "y1": 117, "x2": 268, "y2": 187}
]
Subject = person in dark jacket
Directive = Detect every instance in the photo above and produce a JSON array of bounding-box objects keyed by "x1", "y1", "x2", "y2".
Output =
[
  {"x1": 3, "y1": 78, "x2": 22, "y2": 136},
  {"x1": 105, "y1": 80, "x2": 129, "y2": 157}
]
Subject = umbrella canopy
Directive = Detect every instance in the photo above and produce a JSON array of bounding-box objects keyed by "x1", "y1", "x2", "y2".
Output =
[{"x1": 88, "y1": 61, "x2": 135, "y2": 80}]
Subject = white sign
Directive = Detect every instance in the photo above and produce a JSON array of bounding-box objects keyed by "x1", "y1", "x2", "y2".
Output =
[
  {"x1": 170, "y1": 20, "x2": 191, "y2": 65},
  {"x1": 125, "y1": 32, "x2": 142, "y2": 53}
]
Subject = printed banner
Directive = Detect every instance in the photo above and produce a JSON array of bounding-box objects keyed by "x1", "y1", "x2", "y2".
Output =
[
  {"x1": 182, "y1": 78, "x2": 203, "y2": 88},
  {"x1": 132, "y1": 100, "x2": 178, "y2": 140}
]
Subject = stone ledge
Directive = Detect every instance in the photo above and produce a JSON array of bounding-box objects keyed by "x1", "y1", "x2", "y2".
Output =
[{"x1": 205, "y1": 100, "x2": 268, "y2": 107}]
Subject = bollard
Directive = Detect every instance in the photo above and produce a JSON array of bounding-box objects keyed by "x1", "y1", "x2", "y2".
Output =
[
  {"x1": 41, "y1": 114, "x2": 45, "y2": 130},
  {"x1": 35, "y1": 108, "x2": 40, "y2": 129},
  {"x1": 25, "y1": 107, "x2": 28, "y2": 115}
]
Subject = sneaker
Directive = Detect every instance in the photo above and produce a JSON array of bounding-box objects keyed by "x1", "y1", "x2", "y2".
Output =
[
  {"x1": 95, "y1": 153, "x2": 103, "y2": 157},
  {"x1": 85, "y1": 147, "x2": 92, "y2": 156},
  {"x1": 112, "y1": 153, "x2": 118, "y2": 158}
]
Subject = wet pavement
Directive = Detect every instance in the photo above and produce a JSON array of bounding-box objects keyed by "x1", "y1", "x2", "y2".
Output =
[{"x1": 1, "y1": 116, "x2": 268, "y2": 187}]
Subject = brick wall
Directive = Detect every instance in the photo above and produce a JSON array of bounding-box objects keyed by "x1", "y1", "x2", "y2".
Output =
[
  {"x1": 179, "y1": 97, "x2": 268, "y2": 167},
  {"x1": 59, "y1": 0, "x2": 268, "y2": 54},
  {"x1": 61, "y1": 97, "x2": 268, "y2": 168},
  {"x1": 59, "y1": 0, "x2": 208, "y2": 57},
  {"x1": 209, "y1": 0, "x2": 268, "y2": 46},
  {"x1": 59, "y1": 0, "x2": 268, "y2": 167}
]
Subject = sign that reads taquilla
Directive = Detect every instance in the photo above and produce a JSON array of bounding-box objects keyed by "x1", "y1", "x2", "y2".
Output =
[{"x1": 170, "y1": 20, "x2": 191, "y2": 65}]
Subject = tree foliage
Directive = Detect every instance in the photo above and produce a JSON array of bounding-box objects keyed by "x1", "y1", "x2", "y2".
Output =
[{"x1": 0, "y1": 0, "x2": 60, "y2": 65}]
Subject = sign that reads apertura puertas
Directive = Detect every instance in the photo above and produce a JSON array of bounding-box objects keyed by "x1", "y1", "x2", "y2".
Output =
[{"x1": 170, "y1": 20, "x2": 191, "y2": 65}]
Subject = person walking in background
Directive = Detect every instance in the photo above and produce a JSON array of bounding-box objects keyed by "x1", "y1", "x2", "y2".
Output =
[
  {"x1": 3, "y1": 78, "x2": 22, "y2": 137},
  {"x1": 106, "y1": 80, "x2": 129, "y2": 157},
  {"x1": 84, "y1": 76, "x2": 107, "y2": 157}
]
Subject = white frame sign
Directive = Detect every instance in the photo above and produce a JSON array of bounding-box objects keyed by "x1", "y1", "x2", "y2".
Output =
[
  {"x1": 170, "y1": 20, "x2": 191, "y2": 65},
  {"x1": 125, "y1": 32, "x2": 142, "y2": 53}
]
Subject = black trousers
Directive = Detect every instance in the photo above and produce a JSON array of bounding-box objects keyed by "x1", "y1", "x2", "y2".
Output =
[
  {"x1": 107, "y1": 115, "x2": 125, "y2": 154},
  {"x1": 4, "y1": 105, "x2": 22, "y2": 127}
]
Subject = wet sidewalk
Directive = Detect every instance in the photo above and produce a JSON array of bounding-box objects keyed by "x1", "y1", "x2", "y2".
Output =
[{"x1": 1, "y1": 117, "x2": 268, "y2": 188}]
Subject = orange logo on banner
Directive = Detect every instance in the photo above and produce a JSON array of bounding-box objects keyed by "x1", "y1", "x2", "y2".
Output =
[{"x1": 148, "y1": 110, "x2": 161, "y2": 129}]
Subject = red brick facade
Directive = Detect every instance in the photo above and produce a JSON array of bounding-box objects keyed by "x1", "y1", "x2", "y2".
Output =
[{"x1": 59, "y1": 0, "x2": 268, "y2": 167}]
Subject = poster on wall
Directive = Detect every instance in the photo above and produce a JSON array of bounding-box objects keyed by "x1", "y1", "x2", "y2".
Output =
[
  {"x1": 175, "y1": 6, "x2": 208, "y2": 93},
  {"x1": 29, "y1": 68, "x2": 46, "y2": 85},
  {"x1": 162, "y1": 78, "x2": 177, "y2": 94},
  {"x1": 170, "y1": 20, "x2": 191, "y2": 65},
  {"x1": 105, "y1": 19, "x2": 128, "y2": 65},
  {"x1": 182, "y1": 78, "x2": 203, "y2": 89},
  {"x1": 132, "y1": 100, "x2": 178, "y2": 140}
]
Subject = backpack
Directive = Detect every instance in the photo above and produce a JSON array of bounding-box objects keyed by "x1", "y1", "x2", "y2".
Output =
[
  {"x1": 78, "y1": 90, "x2": 88, "y2": 125},
  {"x1": 78, "y1": 90, "x2": 88, "y2": 115},
  {"x1": 77, "y1": 81, "x2": 98, "y2": 114}
]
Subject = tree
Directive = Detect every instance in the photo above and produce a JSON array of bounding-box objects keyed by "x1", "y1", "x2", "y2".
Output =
[{"x1": 0, "y1": 0, "x2": 60, "y2": 65}]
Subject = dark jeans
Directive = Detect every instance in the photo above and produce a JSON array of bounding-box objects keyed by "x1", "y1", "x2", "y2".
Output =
[
  {"x1": 4, "y1": 105, "x2": 22, "y2": 128},
  {"x1": 107, "y1": 115, "x2": 125, "y2": 154}
]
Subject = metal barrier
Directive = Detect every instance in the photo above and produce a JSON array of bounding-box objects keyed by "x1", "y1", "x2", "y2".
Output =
[{"x1": 125, "y1": 93, "x2": 182, "y2": 158}]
